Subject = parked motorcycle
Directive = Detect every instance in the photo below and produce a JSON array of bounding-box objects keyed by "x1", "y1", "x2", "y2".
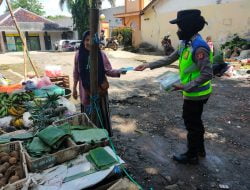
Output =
[
  {"x1": 100, "y1": 37, "x2": 119, "y2": 51},
  {"x1": 161, "y1": 35, "x2": 174, "y2": 56}
]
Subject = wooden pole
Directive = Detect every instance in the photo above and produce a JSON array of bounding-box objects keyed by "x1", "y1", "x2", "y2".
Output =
[
  {"x1": 90, "y1": 0, "x2": 100, "y2": 125},
  {"x1": 23, "y1": 45, "x2": 27, "y2": 80},
  {"x1": 5, "y1": 0, "x2": 39, "y2": 78}
]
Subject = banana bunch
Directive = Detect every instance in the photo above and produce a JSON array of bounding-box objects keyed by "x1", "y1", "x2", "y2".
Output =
[
  {"x1": 0, "y1": 93, "x2": 11, "y2": 106},
  {"x1": 10, "y1": 118, "x2": 24, "y2": 128},
  {"x1": 0, "y1": 92, "x2": 32, "y2": 118},
  {"x1": 0, "y1": 93, "x2": 9, "y2": 101},
  {"x1": 8, "y1": 106, "x2": 26, "y2": 116},
  {"x1": 10, "y1": 92, "x2": 34, "y2": 104},
  {"x1": 0, "y1": 93, "x2": 10, "y2": 118}
]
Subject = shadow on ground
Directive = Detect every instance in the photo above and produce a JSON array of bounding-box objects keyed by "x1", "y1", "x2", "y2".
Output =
[{"x1": 110, "y1": 77, "x2": 250, "y2": 190}]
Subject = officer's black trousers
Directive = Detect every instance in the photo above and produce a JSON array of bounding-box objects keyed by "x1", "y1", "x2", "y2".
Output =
[{"x1": 182, "y1": 99, "x2": 208, "y2": 156}]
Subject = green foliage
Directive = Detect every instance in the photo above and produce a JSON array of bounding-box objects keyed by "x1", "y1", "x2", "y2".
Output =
[
  {"x1": 60, "y1": 0, "x2": 90, "y2": 38},
  {"x1": 9, "y1": 0, "x2": 45, "y2": 15},
  {"x1": 112, "y1": 27, "x2": 132, "y2": 47},
  {"x1": 72, "y1": 0, "x2": 90, "y2": 37},
  {"x1": 221, "y1": 34, "x2": 249, "y2": 50},
  {"x1": 46, "y1": 15, "x2": 67, "y2": 20}
]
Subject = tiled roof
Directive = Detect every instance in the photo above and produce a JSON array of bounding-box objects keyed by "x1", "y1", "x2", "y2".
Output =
[
  {"x1": 0, "y1": 8, "x2": 56, "y2": 26},
  {"x1": 0, "y1": 8, "x2": 70, "y2": 31}
]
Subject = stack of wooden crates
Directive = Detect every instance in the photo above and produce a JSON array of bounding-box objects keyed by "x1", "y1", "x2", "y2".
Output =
[{"x1": 49, "y1": 75, "x2": 70, "y2": 88}]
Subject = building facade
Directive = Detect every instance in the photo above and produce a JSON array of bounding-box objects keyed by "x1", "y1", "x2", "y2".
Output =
[
  {"x1": 114, "y1": 0, "x2": 152, "y2": 47},
  {"x1": 141, "y1": 0, "x2": 250, "y2": 50},
  {"x1": 0, "y1": 8, "x2": 72, "y2": 53},
  {"x1": 51, "y1": 16, "x2": 78, "y2": 40},
  {"x1": 100, "y1": 6, "x2": 124, "y2": 38}
]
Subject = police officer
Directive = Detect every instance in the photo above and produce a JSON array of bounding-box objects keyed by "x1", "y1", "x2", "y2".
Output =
[{"x1": 135, "y1": 9, "x2": 213, "y2": 164}]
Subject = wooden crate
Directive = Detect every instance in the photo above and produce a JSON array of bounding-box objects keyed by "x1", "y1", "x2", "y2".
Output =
[
  {"x1": 24, "y1": 138, "x2": 78, "y2": 172},
  {"x1": 49, "y1": 75, "x2": 70, "y2": 88},
  {"x1": 0, "y1": 141, "x2": 28, "y2": 190}
]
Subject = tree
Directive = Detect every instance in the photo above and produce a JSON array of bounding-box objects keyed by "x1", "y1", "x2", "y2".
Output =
[
  {"x1": 9, "y1": 0, "x2": 45, "y2": 15},
  {"x1": 46, "y1": 15, "x2": 67, "y2": 20},
  {"x1": 59, "y1": 0, "x2": 116, "y2": 38},
  {"x1": 59, "y1": 0, "x2": 90, "y2": 38}
]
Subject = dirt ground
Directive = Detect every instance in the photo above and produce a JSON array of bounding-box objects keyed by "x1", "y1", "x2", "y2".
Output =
[{"x1": 0, "y1": 50, "x2": 249, "y2": 190}]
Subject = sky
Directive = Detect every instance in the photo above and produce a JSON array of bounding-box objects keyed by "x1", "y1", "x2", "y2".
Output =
[{"x1": 0, "y1": 0, "x2": 125, "y2": 16}]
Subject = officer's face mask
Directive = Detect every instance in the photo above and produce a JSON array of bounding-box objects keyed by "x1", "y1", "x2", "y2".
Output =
[
  {"x1": 176, "y1": 28, "x2": 193, "y2": 41},
  {"x1": 177, "y1": 30, "x2": 188, "y2": 40}
]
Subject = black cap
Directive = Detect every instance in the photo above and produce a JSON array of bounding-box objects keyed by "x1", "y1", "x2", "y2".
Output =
[{"x1": 169, "y1": 9, "x2": 201, "y2": 24}]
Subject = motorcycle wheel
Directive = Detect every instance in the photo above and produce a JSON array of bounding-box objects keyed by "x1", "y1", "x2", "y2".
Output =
[
  {"x1": 112, "y1": 43, "x2": 118, "y2": 51},
  {"x1": 99, "y1": 44, "x2": 105, "y2": 50}
]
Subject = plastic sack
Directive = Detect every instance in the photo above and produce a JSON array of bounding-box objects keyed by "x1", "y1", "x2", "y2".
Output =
[
  {"x1": 23, "y1": 112, "x2": 33, "y2": 128},
  {"x1": 37, "y1": 76, "x2": 53, "y2": 89},
  {"x1": 0, "y1": 74, "x2": 11, "y2": 87},
  {"x1": 34, "y1": 85, "x2": 65, "y2": 98},
  {"x1": 156, "y1": 71, "x2": 180, "y2": 91},
  {"x1": 0, "y1": 116, "x2": 13, "y2": 128},
  {"x1": 57, "y1": 97, "x2": 76, "y2": 113},
  {"x1": 0, "y1": 83, "x2": 22, "y2": 93},
  {"x1": 0, "y1": 78, "x2": 9, "y2": 86},
  {"x1": 45, "y1": 65, "x2": 62, "y2": 77},
  {"x1": 24, "y1": 80, "x2": 37, "y2": 91}
]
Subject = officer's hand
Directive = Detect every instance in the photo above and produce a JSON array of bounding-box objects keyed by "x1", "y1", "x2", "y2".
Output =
[
  {"x1": 172, "y1": 84, "x2": 184, "y2": 91},
  {"x1": 134, "y1": 64, "x2": 148, "y2": 71}
]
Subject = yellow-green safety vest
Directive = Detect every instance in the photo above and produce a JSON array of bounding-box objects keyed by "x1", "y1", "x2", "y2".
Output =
[{"x1": 179, "y1": 44, "x2": 213, "y2": 97}]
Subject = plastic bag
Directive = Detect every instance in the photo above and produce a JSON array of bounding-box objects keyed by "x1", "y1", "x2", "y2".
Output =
[
  {"x1": 0, "y1": 78, "x2": 9, "y2": 86},
  {"x1": 24, "y1": 80, "x2": 37, "y2": 91},
  {"x1": 0, "y1": 74, "x2": 11, "y2": 86},
  {"x1": 37, "y1": 76, "x2": 52, "y2": 89},
  {"x1": 156, "y1": 71, "x2": 180, "y2": 91},
  {"x1": 23, "y1": 112, "x2": 33, "y2": 128},
  {"x1": 0, "y1": 116, "x2": 13, "y2": 128},
  {"x1": 45, "y1": 65, "x2": 62, "y2": 77},
  {"x1": 34, "y1": 85, "x2": 65, "y2": 98},
  {"x1": 57, "y1": 97, "x2": 76, "y2": 113}
]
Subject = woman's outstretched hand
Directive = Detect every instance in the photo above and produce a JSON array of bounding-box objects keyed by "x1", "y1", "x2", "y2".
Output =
[{"x1": 134, "y1": 64, "x2": 148, "y2": 71}]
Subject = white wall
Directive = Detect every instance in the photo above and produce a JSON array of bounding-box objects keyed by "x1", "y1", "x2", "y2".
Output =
[
  {"x1": 141, "y1": 0, "x2": 250, "y2": 50},
  {"x1": 49, "y1": 32, "x2": 62, "y2": 50},
  {"x1": 39, "y1": 32, "x2": 45, "y2": 51},
  {"x1": 155, "y1": 0, "x2": 245, "y2": 14},
  {"x1": 0, "y1": 32, "x2": 6, "y2": 53}
]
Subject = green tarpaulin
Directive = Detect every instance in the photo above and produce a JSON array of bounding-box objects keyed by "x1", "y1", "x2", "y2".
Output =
[
  {"x1": 87, "y1": 147, "x2": 117, "y2": 170},
  {"x1": 26, "y1": 137, "x2": 51, "y2": 157},
  {"x1": 38, "y1": 126, "x2": 70, "y2": 149},
  {"x1": 71, "y1": 129, "x2": 107, "y2": 144}
]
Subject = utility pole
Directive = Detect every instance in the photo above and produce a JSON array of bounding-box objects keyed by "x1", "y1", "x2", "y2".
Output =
[
  {"x1": 5, "y1": 0, "x2": 39, "y2": 78},
  {"x1": 90, "y1": 0, "x2": 101, "y2": 125}
]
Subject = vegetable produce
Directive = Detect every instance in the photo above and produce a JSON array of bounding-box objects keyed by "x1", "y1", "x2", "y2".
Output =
[
  {"x1": 29, "y1": 93, "x2": 67, "y2": 131},
  {"x1": 9, "y1": 157, "x2": 17, "y2": 165},
  {"x1": 0, "y1": 150, "x2": 25, "y2": 187}
]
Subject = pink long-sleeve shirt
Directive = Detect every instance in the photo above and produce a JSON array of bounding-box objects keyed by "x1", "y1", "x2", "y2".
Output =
[{"x1": 73, "y1": 51, "x2": 121, "y2": 105}]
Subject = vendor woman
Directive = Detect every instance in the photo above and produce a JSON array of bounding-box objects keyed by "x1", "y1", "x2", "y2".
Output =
[{"x1": 73, "y1": 30, "x2": 126, "y2": 136}]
